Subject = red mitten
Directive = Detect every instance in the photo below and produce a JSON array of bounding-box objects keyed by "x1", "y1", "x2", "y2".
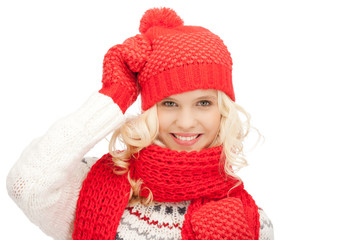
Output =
[
  {"x1": 191, "y1": 198, "x2": 254, "y2": 240},
  {"x1": 99, "y1": 35, "x2": 151, "y2": 113}
]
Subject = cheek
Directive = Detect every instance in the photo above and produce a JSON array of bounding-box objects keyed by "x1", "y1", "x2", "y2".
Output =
[
  {"x1": 157, "y1": 111, "x2": 173, "y2": 131},
  {"x1": 203, "y1": 110, "x2": 221, "y2": 131}
]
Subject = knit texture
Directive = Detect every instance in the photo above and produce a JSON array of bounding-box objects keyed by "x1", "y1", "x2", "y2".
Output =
[
  {"x1": 6, "y1": 92, "x2": 124, "y2": 240},
  {"x1": 191, "y1": 198, "x2": 253, "y2": 240},
  {"x1": 139, "y1": 29, "x2": 233, "y2": 111},
  {"x1": 73, "y1": 156, "x2": 131, "y2": 239},
  {"x1": 99, "y1": 34, "x2": 150, "y2": 113},
  {"x1": 99, "y1": 7, "x2": 234, "y2": 111},
  {"x1": 132, "y1": 145, "x2": 236, "y2": 201},
  {"x1": 139, "y1": 8, "x2": 184, "y2": 34},
  {"x1": 74, "y1": 145, "x2": 259, "y2": 239},
  {"x1": 116, "y1": 201, "x2": 272, "y2": 240},
  {"x1": 117, "y1": 201, "x2": 189, "y2": 239},
  {"x1": 258, "y1": 208, "x2": 274, "y2": 240}
]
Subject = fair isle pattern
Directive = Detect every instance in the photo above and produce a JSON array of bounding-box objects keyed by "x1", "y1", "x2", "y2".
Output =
[
  {"x1": 116, "y1": 201, "x2": 274, "y2": 240},
  {"x1": 116, "y1": 201, "x2": 189, "y2": 240},
  {"x1": 258, "y1": 208, "x2": 274, "y2": 240}
]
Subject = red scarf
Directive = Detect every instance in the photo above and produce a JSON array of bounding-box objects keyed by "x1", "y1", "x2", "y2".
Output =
[{"x1": 73, "y1": 145, "x2": 259, "y2": 239}]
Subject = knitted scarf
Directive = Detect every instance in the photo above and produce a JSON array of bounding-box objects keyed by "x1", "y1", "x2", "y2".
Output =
[{"x1": 73, "y1": 145, "x2": 259, "y2": 239}]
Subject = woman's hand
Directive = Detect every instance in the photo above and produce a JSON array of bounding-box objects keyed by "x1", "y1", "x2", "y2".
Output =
[
  {"x1": 99, "y1": 43, "x2": 140, "y2": 113},
  {"x1": 191, "y1": 198, "x2": 254, "y2": 240},
  {"x1": 99, "y1": 35, "x2": 151, "y2": 113}
]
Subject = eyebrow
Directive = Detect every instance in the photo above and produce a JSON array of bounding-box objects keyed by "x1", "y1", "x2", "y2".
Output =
[
  {"x1": 196, "y1": 95, "x2": 217, "y2": 100},
  {"x1": 163, "y1": 95, "x2": 217, "y2": 101}
]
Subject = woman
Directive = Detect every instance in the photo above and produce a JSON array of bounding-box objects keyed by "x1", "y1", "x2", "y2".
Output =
[{"x1": 7, "y1": 7, "x2": 273, "y2": 240}]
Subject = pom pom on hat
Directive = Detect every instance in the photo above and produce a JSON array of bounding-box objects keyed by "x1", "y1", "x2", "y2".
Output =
[{"x1": 139, "y1": 7, "x2": 184, "y2": 34}]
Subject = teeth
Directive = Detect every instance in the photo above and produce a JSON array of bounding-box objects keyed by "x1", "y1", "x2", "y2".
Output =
[{"x1": 174, "y1": 134, "x2": 199, "y2": 141}]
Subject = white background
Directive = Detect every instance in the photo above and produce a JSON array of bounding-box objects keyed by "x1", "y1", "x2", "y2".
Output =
[{"x1": 1, "y1": 0, "x2": 359, "y2": 239}]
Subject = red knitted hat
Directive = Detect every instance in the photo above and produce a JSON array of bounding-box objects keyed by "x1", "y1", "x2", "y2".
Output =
[{"x1": 102, "y1": 8, "x2": 235, "y2": 111}]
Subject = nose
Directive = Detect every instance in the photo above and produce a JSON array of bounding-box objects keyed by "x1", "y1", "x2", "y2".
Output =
[{"x1": 176, "y1": 108, "x2": 197, "y2": 130}]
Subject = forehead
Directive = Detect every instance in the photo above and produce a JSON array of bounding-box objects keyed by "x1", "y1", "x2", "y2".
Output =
[{"x1": 162, "y1": 89, "x2": 218, "y2": 101}]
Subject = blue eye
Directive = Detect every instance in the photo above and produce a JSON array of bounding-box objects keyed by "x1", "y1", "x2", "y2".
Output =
[
  {"x1": 198, "y1": 100, "x2": 211, "y2": 106},
  {"x1": 163, "y1": 101, "x2": 177, "y2": 107}
]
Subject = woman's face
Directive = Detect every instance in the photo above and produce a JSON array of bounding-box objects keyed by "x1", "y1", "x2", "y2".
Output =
[{"x1": 156, "y1": 89, "x2": 221, "y2": 152}]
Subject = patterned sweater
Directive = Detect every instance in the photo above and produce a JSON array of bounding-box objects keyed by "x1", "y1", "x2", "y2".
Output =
[{"x1": 7, "y1": 92, "x2": 274, "y2": 240}]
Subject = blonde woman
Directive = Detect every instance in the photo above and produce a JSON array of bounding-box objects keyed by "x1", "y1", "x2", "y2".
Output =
[{"x1": 7, "y1": 8, "x2": 273, "y2": 240}]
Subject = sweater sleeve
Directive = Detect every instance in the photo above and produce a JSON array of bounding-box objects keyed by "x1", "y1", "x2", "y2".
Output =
[
  {"x1": 6, "y1": 92, "x2": 125, "y2": 240},
  {"x1": 258, "y1": 208, "x2": 274, "y2": 240}
]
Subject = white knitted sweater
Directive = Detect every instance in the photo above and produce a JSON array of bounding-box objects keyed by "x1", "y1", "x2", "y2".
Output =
[{"x1": 7, "y1": 92, "x2": 274, "y2": 240}]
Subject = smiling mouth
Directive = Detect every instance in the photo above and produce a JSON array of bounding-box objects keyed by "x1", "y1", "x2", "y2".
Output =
[
  {"x1": 171, "y1": 133, "x2": 201, "y2": 141},
  {"x1": 170, "y1": 133, "x2": 202, "y2": 146}
]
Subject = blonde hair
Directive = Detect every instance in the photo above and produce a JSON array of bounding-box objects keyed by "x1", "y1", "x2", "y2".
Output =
[{"x1": 109, "y1": 90, "x2": 254, "y2": 204}]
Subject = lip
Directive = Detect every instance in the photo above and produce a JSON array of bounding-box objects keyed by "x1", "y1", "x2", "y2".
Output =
[
  {"x1": 172, "y1": 133, "x2": 200, "y2": 137},
  {"x1": 171, "y1": 133, "x2": 202, "y2": 146}
]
